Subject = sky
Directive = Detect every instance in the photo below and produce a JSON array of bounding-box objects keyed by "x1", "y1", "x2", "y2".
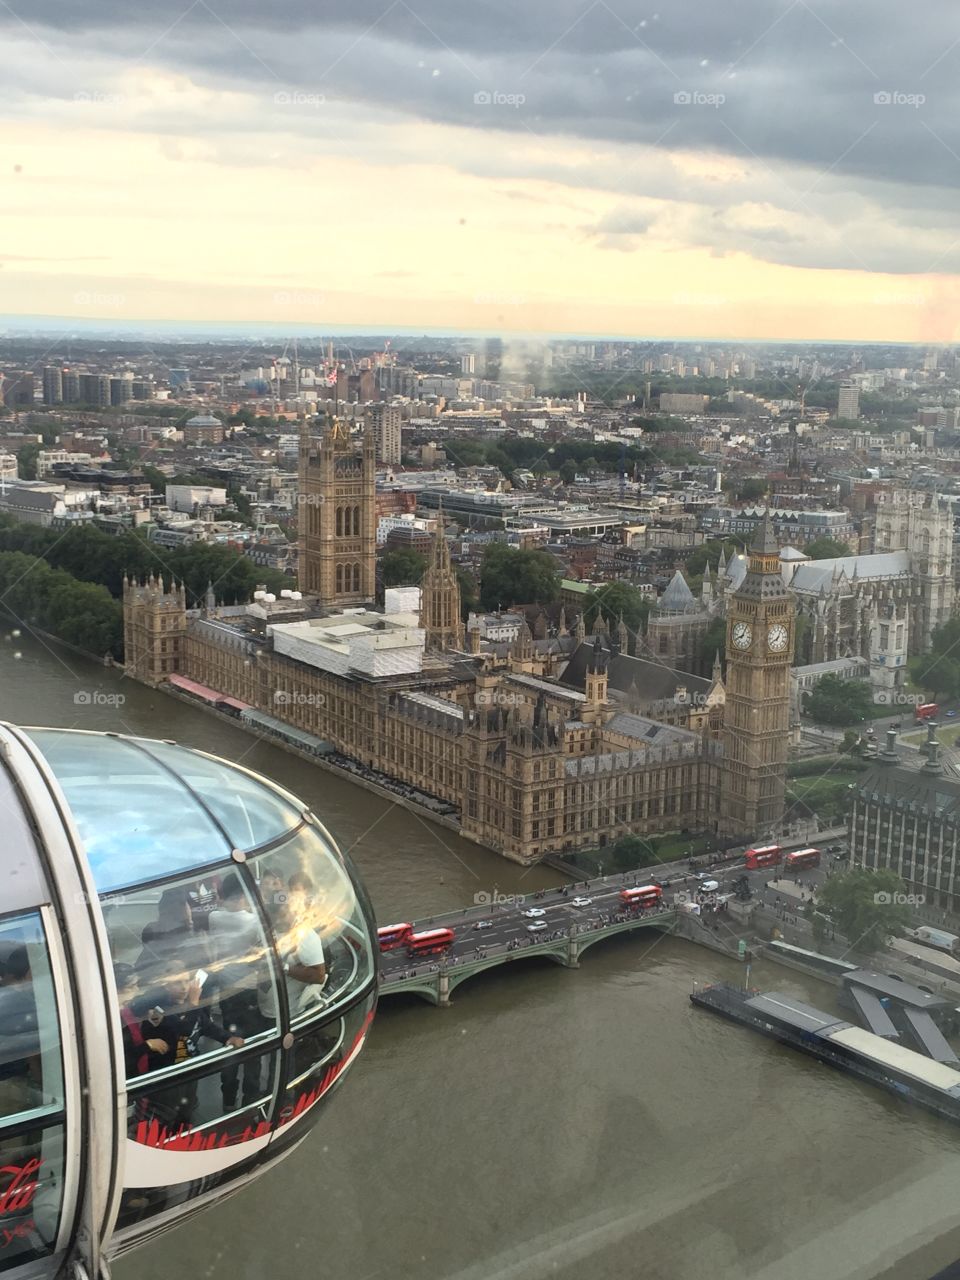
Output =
[{"x1": 2, "y1": 0, "x2": 960, "y2": 342}]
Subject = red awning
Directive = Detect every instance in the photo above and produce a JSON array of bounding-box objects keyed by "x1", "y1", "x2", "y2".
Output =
[
  {"x1": 167, "y1": 673, "x2": 223, "y2": 704},
  {"x1": 218, "y1": 696, "x2": 251, "y2": 711}
]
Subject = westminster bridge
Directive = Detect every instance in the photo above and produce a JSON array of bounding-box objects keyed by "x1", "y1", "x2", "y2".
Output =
[{"x1": 376, "y1": 872, "x2": 683, "y2": 1006}]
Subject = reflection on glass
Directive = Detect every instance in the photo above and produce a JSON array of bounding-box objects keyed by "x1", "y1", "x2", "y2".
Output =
[
  {"x1": 128, "y1": 1045, "x2": 279, "y2": 1149},
  {"x1": 278, "y1": 996, "x2": 374, "y2": 1135},
  {"x1": 119, "y1": 1048, "x2": 279, "y2": 1231},
  {"x1": 0, "y1": 914, "x2": 63, "y2": 1125},
  {"x1": 133, "y1": 741, "x2": 301, "y2": 852},
  {"x1": 0, "y1": 1125, "x2": 65, "y2": 1273},
  {"x1": 103, "y1": 871, "x2": 280, "y2": 1084},
  {"x1": 25, "y1": 730, "x2": 231, "y2": 894},
  {"x1": 251, "y1": 826, "x2": 374, "y2": 1026}
]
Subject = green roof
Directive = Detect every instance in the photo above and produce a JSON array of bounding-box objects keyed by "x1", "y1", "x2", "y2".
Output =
[{"x1": 560, "y1": 579, "x2": 590, "y2": 594}]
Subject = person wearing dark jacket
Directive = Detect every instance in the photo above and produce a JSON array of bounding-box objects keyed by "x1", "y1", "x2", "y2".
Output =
[
  {"x1": 138, "y1": 972, "x2": 244, "y2": 1131},
  {"x1": 115, "y1": 963, "x2": 169, "y2": 1080}
]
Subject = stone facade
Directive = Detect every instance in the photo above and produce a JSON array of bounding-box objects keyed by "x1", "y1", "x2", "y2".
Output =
[
  {"x1": 720, "y1": 513, "x2": 795, "y2": 839},
  {"x1": 298, "y1": 416, "x2": 377, "y2": 606},
  {"x1": 786, "y1": 492, "x2": 954, "y2": 691}
]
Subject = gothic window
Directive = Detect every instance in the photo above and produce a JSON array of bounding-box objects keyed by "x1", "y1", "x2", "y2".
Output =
[
  {"x1": 336, "y1": 565, "x2": 343, "y2": 593},
  {"x1": 352, "y1": 505, "x2": 361, "y2": 536},
  {"x1": 335, "y1": 507, "x2": 343, "y2": 537},
  {"x1": 352, "y1": 563, "x2": 361, "y2": 592}
]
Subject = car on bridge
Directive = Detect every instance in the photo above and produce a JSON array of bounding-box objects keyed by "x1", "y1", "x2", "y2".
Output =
[
  {"x1": 522, "y1": 908, "x2": 546, "y2": 918},
  {"x1": 473, "y1": 920, "x2": 494, "y2": 930},
  {"x1": 526, "y1": 921, "x2": 548, "y2": 932},
  {"x1": 572, "y1": 897, "x2": 593, "y2": 907}
]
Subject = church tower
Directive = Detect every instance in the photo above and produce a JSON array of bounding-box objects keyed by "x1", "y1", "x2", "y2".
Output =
[
  {"x1": 719, "y1": 512, "x2": 795, "y2": 838},
  {"x1": 298, "y1": 415, "x2": 376, "y2": 607},
  {"x1": 420, "y1": 505, "x2": 464, "y2": 650},
  {"x1": 122, "y1": 574, "x2": 187, "y2": 686}
]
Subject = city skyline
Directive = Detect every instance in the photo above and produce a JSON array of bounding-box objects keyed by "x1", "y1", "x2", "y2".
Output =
[{"x1": 2, "y1": 1, "x2": 960, "y2": 342}]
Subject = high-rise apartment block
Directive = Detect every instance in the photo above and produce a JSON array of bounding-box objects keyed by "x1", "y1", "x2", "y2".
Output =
[
  {"x1": 838, "y1": 382, "x2": 860, "y2": 420},
  {"x1": 42, "y1": 366, "x2": 63, "y2": 405},
  {"x1": 366, "y1": 404, "x2": 402, "y2": 465}
]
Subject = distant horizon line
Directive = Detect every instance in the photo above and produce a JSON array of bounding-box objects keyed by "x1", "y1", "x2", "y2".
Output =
[{"x1": 0, "y1": 313, "x2": 947, "y2": 350}]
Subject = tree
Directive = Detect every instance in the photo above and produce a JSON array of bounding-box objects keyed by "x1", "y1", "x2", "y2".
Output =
[
  {"x1": 381, "y1": 548, "x2": 426, "y2": 587},
  {"x1": 804, "y1": 673, "x2": 873, "y2": 726},
  {"x1": 816, "y1": 869, "x2": 911, "y2": 955},
  {"x1": 559, "y1": 460, "x2": 578, "y2": 486},
  {"x1": 910, "y1": 618, "x2": 960, "y2": 701},
  {"x1": 736, "y1": 478, "x2": 768, "y2": 503},
  {"x1": 479, "y1": 543, "x2": 559, "y2": 610},
  {"x1": 684, "y1": 538, "x2": 743, "y2": 577},
  {"x1": 805, "y1": 536, "x2": 852, "y2": 560},
  {"x1": 17, "y1": 443, "x2": 40, "y2": 480},
  {"x1": 703, "y1": 616, "x2": 726, "y2": 667},
  {"x1": 582, "y1": 581, "x2": 650, "y2": 639}
]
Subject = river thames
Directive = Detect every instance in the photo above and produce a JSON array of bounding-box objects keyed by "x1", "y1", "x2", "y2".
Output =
[{"x1": 3, "y1": 631, "x2": 960, "y2": 1280}]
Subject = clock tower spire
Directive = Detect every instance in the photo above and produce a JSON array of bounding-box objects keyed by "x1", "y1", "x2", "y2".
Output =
[{"x1": 719, "y1": 511, "x2": 794, "y2": 839}]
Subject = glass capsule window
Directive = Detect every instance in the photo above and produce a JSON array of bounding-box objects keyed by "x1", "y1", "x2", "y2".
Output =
[
  {"x1": 0, "y1": 912, "x2": 66, "y2": 1274},
  {"x1": 102, "y1": 870, "x2": 282, "y2": 1088},
  {"x1": 250, "y1": 825, "x2": 375, "y2": 1027}
]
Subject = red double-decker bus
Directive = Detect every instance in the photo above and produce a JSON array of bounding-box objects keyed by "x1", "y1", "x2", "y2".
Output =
[
  {"x1": 784, "y1": 848, "x2": 821, "y2": 871},
  {"x1": 377, "y1": 922, "x2": 413, "y2": 951},
  {"x1": 620, "y1": 885, "x2": 663, "y2": 910},
  {"x1": 744, "y1": 844, "x2": 782, "y2": 870},
  {"x1": 407, "y1": 927, "x2": 456, "y2": 956},
  {"x1": 916, "y1": 703, "x2": 939, "y2": 723}
]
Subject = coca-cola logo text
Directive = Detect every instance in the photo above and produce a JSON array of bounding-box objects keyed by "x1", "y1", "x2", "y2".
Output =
[{"x1": 0, "y1": 1159, "x2": 42, "y2": 1216}]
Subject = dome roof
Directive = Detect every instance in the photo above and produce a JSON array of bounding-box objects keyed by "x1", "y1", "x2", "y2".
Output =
[
  {"x1": 657, "y1": 569, "x2": 696, "y2": 613},
  {"x1": 23, "y1": 729, "x2": 302, "y2": 894},
  {"x1": 185, "y1": 412, "x2": 222, "y2": 427}
]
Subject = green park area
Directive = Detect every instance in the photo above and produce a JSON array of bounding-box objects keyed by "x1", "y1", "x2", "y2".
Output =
[{"x1": 785, "y1": 755, "x2": 867, "y2": 826}]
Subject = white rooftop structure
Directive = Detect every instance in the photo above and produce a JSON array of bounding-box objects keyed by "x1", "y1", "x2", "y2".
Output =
[
  {"x1": 269, "y1": 611, "x2": 425, "y2": 679},
  {"x1": 788, "y1": 551, "x2": 911, "y2": 596}
]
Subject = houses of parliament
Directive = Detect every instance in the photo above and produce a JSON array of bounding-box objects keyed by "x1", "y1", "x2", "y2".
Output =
[{"x1": 122, "y1": 416, "x2": 795, "y2": 864}]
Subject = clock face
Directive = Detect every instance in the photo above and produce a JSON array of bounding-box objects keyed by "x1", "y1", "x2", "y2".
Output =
[
  {"x1": 767, "y1": 623, "x2": 789, "y2": 653},
  {"x1": 732, "y1": 621, "x2": 752, "y2": 650}
]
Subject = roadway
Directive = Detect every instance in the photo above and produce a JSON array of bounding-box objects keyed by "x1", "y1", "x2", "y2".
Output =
[{"x1": 378, "y1": 830, "x2": 849, "y2": 984}]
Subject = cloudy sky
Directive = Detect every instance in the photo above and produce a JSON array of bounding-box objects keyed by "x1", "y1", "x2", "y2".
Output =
[{"x1": 2, "y1": 0, "x2": 959, "y2": 340}]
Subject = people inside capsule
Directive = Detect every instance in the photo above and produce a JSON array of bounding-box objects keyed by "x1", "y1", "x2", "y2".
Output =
[
  {"x1": 208, "y1": 874, "x2": 265, "y2": 1110},
  {"x1": 0, "y1": 947, "x2": 41, "y2": 1124},
  {"x1": 115, "y1": 963, "x2": 168, "y2": 1079},
  {"x1": 257, "y1": 871, "x2": 327, "y2": 1025}
]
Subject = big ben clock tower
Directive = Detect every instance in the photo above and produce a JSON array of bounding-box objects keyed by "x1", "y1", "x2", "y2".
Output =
[{"x1": 719, "y1": 512, "x2": 795, "y2": 839}]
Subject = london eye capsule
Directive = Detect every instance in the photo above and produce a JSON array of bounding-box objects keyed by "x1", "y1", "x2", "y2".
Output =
[{"x1": 0, "y1": 725, "x2": 378, "y2": 1279}]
